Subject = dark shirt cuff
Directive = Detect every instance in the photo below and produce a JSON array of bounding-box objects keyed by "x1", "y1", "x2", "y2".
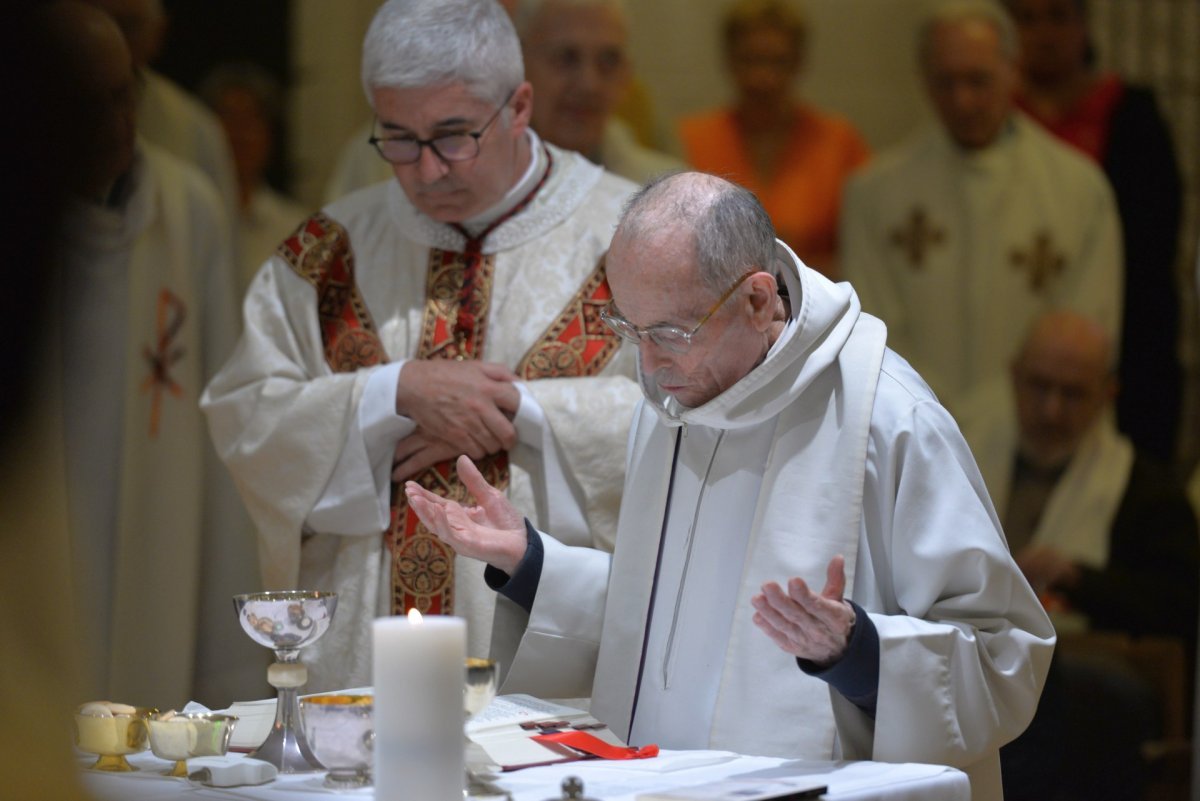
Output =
[
  {"x1": 484, "y1": 519, "x2": 543, "y2": 613},
  {"x1": 796, "y1": 600, "x2": 879, "y2": 718}
]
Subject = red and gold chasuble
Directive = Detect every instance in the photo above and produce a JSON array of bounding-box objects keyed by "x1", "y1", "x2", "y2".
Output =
[{"x1": 278, "y1": 169, "x2": 621, "y2": 616}]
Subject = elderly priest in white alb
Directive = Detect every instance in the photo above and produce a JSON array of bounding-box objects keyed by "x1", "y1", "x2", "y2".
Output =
[
  {"x1": 408, "y1": 172, "x2": 1055, "y2": 801},
  {"x1": 201, "y1": 0, "x2": 641, "y2": 692}
]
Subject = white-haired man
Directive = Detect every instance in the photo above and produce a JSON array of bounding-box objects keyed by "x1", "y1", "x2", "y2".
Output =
[
  {"x1": 408, "y1": 172, "x2": 1054, "y2": 801},
  {"x1": 202, "y1": 0, "x2": 641, "y2": 690},
  {"x1": 841, "y1": 0, "x2": 1121, "y2": 416}
]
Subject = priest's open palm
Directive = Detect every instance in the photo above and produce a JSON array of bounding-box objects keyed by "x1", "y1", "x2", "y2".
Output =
[
  {"x1": 751, "y1": 555, "x2": 856, "y2": 667},
  {"x1": 394, "y1": 360, "x2": 521, "y2": 459},
  {"x1": 404, "y1": 455, "x2": 527, "y2": 575}
]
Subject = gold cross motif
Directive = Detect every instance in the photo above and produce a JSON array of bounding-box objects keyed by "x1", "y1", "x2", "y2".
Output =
[
  {"x1": 1010, "y1": 230, "x2": 1065, "y2": 292},
  {"x1": 889, "y1": 207, "x2": 945, "y2": 269}
]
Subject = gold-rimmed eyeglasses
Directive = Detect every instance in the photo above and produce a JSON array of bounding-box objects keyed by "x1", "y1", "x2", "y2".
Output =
[
  {"x1": 600, "y1": 271, "x2": 756, "y2": 354},
  {"x1": 368, "y1": 89, "x2": 515, "y2": 165}
]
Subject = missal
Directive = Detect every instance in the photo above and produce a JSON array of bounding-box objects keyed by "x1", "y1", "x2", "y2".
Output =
[{"x1": 467, "y1": 694, "x2": 633, "y2": 771}]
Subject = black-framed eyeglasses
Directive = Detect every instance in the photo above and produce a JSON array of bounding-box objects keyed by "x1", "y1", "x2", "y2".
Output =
[
  {"x1": 368, "y1": 89, "x2": 515, "y2": 165},
  {"x1": 600, "y1": 271, "x2": 756, "y2": 354}
]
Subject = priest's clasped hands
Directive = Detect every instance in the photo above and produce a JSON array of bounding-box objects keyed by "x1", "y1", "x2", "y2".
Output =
[
  {"x1": 392, "y1": 360, "x2": 521, "y2": 481},
  {"x1": 406, "y1": 455, "x2": 857, "y2": 666}
]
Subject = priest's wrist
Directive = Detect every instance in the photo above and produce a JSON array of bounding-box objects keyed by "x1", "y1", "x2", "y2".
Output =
[{"x1": 485, "y1": 520, "x2": 543, "y2": 614}]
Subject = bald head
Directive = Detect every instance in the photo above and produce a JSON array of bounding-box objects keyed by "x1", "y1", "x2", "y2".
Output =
[
  {"x1": 614, "y1": 172, "x2": 777, "y2": 294},
  {"x1": 605, "y1": 172, "x2": 785, "y2": 410},
  {"x1": 41, "y1": 1, "x2": 138, "y2": 196},
  {"x1": 1011, "y1": 310, "x2": 1116, "y2": 469},
  {"x1": 1015, "y1": 310, "x2": 1112, "y2": 372}
]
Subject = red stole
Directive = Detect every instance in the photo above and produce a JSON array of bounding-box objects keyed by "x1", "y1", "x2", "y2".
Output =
[{"x1": 278, "y1": 163, "x2": 621, "y2": 616}]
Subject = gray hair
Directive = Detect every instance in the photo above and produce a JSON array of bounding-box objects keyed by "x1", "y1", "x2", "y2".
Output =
[
  {"x1": 617, "y1": 172, "x2": 777, "y2": 294},
  {"x1": 362, "y1": 0, "x2": 524, "y2": 108},
  {"x1": 511, "y1": 0, "x2": 628, "y2": 39},
  {"x1": 918, "y1": 0, "x2": 1019, "y2": 65}
]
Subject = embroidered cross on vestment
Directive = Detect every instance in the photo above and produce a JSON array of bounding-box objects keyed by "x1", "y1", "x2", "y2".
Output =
[{"x1": 889, "y1": 207, "x2": 945, "y2": 269}]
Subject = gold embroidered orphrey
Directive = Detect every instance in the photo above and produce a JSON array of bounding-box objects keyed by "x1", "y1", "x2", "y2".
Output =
[
  {"x1": 278, "y1": 211, "x2": 622, "y2": 616},
  {"x1": 890, "y1": 207, "x2": 946, "y2": 270},
  {"x1": 1010, "y1": 230, "x2": 1066, "y2": 292}
]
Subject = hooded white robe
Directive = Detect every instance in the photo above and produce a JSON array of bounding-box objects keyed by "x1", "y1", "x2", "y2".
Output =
[
  {"x1": 493, "y1": 243, "x2": 1055, "y2": 801},
  {"x1": 202, "y1": 139, "x2": 643, "y2": 691},
  {"x1": 841, "y1": 114, "x2": 1122, "y2": 414}
]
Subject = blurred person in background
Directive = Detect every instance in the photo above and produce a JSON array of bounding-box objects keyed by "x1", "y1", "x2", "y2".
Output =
[
  {"x1": 841, "y1": 0, "x2": 1121, "y2": 418},
  {"x1": 202, "y1": 62, "x2": 308, "y2": 291},
  {"x1": 84, "y1": 0, "x2": 239, "y2": 228},
  {"x1": 1005, "y1": 0, "x2": 1185, "y2": 467},
  {"x1": 679, "y1": 0, "x2": 869, "y2": 279},
  {"x1": 958, "y1": 309, "x2": 1198, "y2": 801},
  {"x1": 513, "y1": 0, "x2": 683, "y2": 184}
]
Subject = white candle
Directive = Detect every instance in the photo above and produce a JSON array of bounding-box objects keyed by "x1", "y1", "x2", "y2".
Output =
[{"x1": 373, "y1": 611, "x2": 466, "y2": 801}]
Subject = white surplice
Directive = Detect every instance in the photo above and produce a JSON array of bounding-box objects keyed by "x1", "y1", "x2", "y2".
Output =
[
  {"x1": 957, "y1": 379, "x2": 1132, "y2": 570},
  {"x1": 202, "y1": 137, "x2": 643, "y2": 691},
  {"x1": 53, "y1": 142, "x2": 263, "y2": 710},
  {"x1": 841, "y1": 113, "x2": 1122, "y2": 413},
  {"x1": 493, "y1": 243, "x2": 1055, "y2": 801}
]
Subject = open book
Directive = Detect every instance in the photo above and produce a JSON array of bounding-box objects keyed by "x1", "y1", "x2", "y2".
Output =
[{"x1": 467, "y1": 694, "x2": 631, "y2": 771}]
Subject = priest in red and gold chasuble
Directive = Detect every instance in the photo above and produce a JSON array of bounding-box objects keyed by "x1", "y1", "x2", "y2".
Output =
[
  {"x1": 203, "y1": 0, "x2": 642, "y2": 691},
  {"x1": 277, "y1": 177, "x2": 623, "y2": 618}
]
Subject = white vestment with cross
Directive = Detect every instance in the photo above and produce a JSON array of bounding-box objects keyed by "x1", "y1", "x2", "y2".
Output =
[{"x1": 841, "y1": 112, "x2": 1122, "y2": 415}]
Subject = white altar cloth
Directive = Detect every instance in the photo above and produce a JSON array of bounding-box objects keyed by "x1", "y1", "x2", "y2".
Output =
[{"x1": 80, "y1": 749, "x2": 969, "y2": 801}]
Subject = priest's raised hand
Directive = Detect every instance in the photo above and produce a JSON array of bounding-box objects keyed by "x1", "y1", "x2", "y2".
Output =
[
  {"x1": 405, "y1": 454, "x2": 527, "y2": 576},
  {"x1": 750, "y1": 554, "x2": 856, "y2": 667}
]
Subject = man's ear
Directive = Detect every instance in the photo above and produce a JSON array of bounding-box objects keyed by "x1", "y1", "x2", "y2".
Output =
[
  {"x1": 509, "y1": 81, "x2": 534, "y2": 134},
  {"x1": 746, "y1": 271, "x2": 780, "y2": 332}
]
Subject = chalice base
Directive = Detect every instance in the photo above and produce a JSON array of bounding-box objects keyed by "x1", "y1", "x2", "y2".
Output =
[
  {"x1": 90, "y1": 754, "x2": 136, "y2": 772},
  {"x1": 249, "y1": 714, "x2": 324, "y2": 774}
]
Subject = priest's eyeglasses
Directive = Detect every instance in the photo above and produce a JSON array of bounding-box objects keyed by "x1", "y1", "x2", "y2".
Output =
[
  {"x1": 368, "y1": 89, "x2": 515, "y2": 165},
  {"x1": 600, "y1": 271, "x2": 756, "y2": 353}
]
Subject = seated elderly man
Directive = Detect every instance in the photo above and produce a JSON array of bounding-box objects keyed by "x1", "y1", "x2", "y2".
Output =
[
  {"x1": 202, "y1": 0, "x2": 641, "y2": 692},
  {"x1": 407, "y1": 171, "x2": 1054, "y2": 801},
  {"x1": 958, "y1": 309, "x2": 1199, "y2": 801}
]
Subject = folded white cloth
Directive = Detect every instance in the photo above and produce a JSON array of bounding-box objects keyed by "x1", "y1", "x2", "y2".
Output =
[{"x1": 188, "y1": 755, "x2": 278, "y2": 786}]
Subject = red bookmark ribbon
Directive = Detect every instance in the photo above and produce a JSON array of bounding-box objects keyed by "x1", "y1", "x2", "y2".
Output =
[{"x1": 532, "y1": 731, "x2": 659, "y2": 760}]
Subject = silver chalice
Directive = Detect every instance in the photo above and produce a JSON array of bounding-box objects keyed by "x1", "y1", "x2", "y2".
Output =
[{"x1": 232, "y1": 590, "x2": 337, "y2": 773}]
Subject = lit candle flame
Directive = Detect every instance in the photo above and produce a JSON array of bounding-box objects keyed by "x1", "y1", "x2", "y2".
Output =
[{"x1": 407, "y1": 608, "x2": 423, "y2": 624}]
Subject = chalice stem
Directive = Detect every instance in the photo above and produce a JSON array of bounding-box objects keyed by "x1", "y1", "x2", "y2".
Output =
[{"x1": 248, "y1": 652, "x2": 323, "y2": 773}]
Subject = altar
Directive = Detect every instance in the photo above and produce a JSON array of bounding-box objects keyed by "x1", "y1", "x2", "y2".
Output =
[{"x1": 80, "y1": 749, "x2": 969, "y2": 801}]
